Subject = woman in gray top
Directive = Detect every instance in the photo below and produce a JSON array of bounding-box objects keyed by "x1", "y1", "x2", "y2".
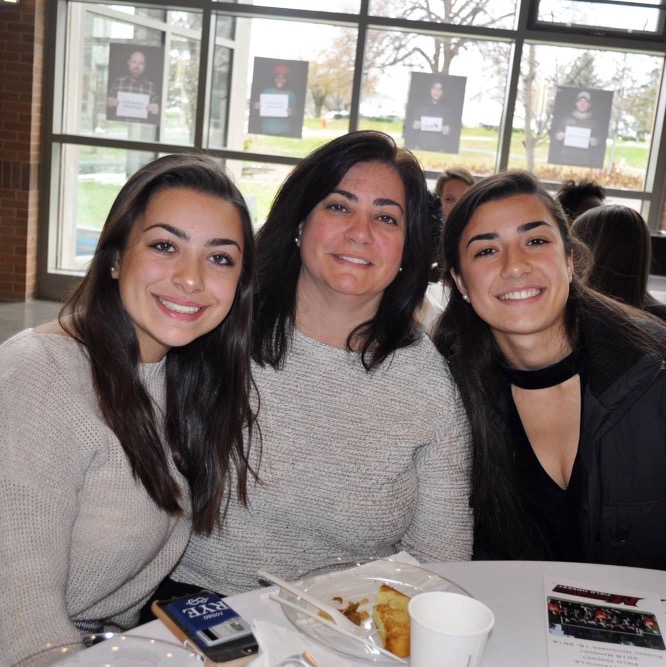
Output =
[
  {"x1": 173, "y1": 131, "x2": 473, "y2": 595},
  {"x1": 0, "y1": 154, "x2": 256, "y2": 665}
]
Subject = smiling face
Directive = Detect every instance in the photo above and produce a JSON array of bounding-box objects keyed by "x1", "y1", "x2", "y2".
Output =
[
  {"x1": 431, "y1": 82, "x2": 443, "y2": 101},
  {"x1": 297, "y1": 161, "x2": 406, "y2": 313},
  {"x1": 451, "y1": 193, "x2": 573, "y2": 362},
  {"x1": 441, "y1": 178, "x2": 471, "y2": 219},
  {"x1": 114, "y1": 187, "x2": 244, "y2": 362}
]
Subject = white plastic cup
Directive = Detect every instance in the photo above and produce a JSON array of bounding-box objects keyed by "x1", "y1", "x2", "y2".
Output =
[{"x1": 408, "y1": 591, "x2": 495, "y2": 667}]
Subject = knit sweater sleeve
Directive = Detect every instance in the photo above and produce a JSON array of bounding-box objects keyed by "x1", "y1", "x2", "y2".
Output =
[
  {"x1": 0, "y1": 332, "x2": 96, "y2": 662},
  {"x1": 0, "y1": 330, "x2": 190, "y2": 666},
  {"x1": 396, "y1": 353, "x2": 473, "y2": 562}
]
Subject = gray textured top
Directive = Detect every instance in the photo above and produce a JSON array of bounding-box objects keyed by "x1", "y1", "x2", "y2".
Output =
[
  {"x1": 0, "y1": 330, "x2": 191, "y2": 666},
  {"x1": 174, "y1": 328, "x2": 472, "y2": 595}
]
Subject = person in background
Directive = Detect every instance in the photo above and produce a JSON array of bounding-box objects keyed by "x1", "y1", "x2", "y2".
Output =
[
  {"x1": 418, "y1": 168, "x2": 476, "y2": 331},
  {"x1": 406, "y1": 78, "x2": 457, "y2": 152},
  {"x1": 551, "y1": 91, "x2": 602, "y2": 167},
  {"x1": 171, "y1": 130, "x2": 473, "y2": 596},
  {"x1": 107, "y1": 49, "x2": 160, "y2": 118},
  {"x1": 0, "y1": 154, "x2": 256, "y2": 665},
  {"x1": 555, "y1": 179, "x2": 606, "y2": 223},
  {"x1": 434, "y1": 169, "x2": 666, "y2": 570},
  {"x1": 572, "y1": 204, "x2": 666, "y2": 322},
  {"x1": 254, "y1": 63, "x2": 298, "y2": 136},
  {"x1": 435, "y1": 167, "x2": 475, "y2": 221}
]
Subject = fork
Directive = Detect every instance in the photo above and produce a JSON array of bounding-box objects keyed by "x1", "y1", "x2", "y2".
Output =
[
  {"x1": 257, "y1": 568, "x2": 360, "y2": 633},
  {"x1": 275, "y1": 650, "x2": 318, "y2": 666}
]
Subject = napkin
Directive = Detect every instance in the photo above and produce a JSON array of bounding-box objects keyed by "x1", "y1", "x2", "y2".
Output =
[
  {"x1": 246, "y1": 620, "x2": 356, "y2": 667},
  {"x1": 248, "y1": 552, "x2": 420, "y2": 667}
]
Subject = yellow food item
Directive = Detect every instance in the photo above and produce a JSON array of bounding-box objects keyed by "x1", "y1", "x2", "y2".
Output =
[{"x1": 372, "y1": 584, "x2": 411, "y2": 658}]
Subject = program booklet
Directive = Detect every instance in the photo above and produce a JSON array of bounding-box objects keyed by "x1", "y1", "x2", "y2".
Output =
[{"x1": 545, "y1": 578, "x2": 666, "y2": 667}]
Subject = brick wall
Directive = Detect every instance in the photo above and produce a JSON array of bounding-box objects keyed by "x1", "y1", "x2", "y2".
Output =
[{"x1": 0, "y1": 0, "x2": 45, "y2": 301}]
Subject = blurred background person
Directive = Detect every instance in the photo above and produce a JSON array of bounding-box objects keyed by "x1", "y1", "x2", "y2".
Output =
[
  {"x1": 170, "y1": 131, "x2": 473, "y2": 596},
  {"x1": 418, "y1": 168, "x2": 476, "y2": 332},
  {"x1": 434, "y1": 170, "x2": 666, "y2": 570},
  {"x1": 435, "y1": 167, "x2": 475, "y2": 221},
  {"x1": 555, "y1": 178, "x2": 606, "y2": 223},
  {"x1": 573, "y1": 204, "x2": 666, "y2": 322}
]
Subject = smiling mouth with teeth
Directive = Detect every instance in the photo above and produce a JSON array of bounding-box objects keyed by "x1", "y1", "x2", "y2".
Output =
[
  {"x1": 498, "y1": 288, "x2": 542, "y2": 301},
  {"x1": 157, "y1": 297, "x2": 202, "y2": 314},
  {"x1": 338, "y1": 255, "x2": 370, "y2": 265}
]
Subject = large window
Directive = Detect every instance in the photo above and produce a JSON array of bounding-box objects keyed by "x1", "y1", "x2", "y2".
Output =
[{"x1": 39, "y1": 0, "x2": 666, "y2": 298}]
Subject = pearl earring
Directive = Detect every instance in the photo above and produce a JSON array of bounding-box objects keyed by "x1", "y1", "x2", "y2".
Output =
[{"x1": 462, "y1": 293, "x2": 469, "y2": 302}]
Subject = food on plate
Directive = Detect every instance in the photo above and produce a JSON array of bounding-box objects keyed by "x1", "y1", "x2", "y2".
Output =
[
  {"x1": 340, "y1": 598, "x2": 369, "y2": 626},
  {"x1": 372, "y1": 583, "x2": 411, "y2": 658},
  {"x1": 320, "y1": 596, "x2": 370, "y2": 626}
]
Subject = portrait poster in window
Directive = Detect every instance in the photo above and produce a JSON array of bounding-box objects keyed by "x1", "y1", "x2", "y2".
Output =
[
  {"x1": 403, "y1": 72, "x2": 466, "y2": 154},
  {"x1": 548, "y1": 87, "x2": 613, "y2": 169},
  {"x1": 248, "y1": 57, "x2": 309, "y2": 139},
  {"x1": 106, "y1": 43, "x2": 164, "y2": 126}
]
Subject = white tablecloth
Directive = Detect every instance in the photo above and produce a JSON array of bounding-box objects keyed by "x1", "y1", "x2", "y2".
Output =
[{"x1": 128, "y1": 560, "x2": 666, "y2": 666}]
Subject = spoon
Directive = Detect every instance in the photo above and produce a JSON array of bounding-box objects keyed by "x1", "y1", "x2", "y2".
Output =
[{"x1": 256, "y1": 568, "x2": 360, "y2": 633}]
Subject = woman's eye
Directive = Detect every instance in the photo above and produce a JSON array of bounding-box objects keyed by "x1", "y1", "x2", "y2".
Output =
[
  {"x1": 528, "y1": 237, "x2": 549, "y2": 246},
  {"x1": 210, "y1": 253, "x2": 234, "y2": 266},
  {"x1": 150, "y1": 241, "x2": 175, "y2": 253},
  {"x1": 378, "y1": 214, "x2": 398, "y2": 225},
  {"x1": 326, "y1": 202, "x2": 347, "y2": 213},
  {"x1": 474, "y1": 247, "x2": 495, "y2": 258}
]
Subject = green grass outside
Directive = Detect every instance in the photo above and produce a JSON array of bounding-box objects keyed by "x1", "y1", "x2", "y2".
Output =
[{"x1": 75, "y1": 123, "x2": 650, "y2": 229}]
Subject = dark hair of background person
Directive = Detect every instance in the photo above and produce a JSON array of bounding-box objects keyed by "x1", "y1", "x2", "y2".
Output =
[
  {"x1": 253, "y1": 130, "x2": 430, "y2": 372},
  {"x1": 59, "y1": 153, "x2": 257, "y2": 534},
  {"x1": 555, "y1": 178, "x2": 606, "y2": 223},
  {"x1": 427, "y1": 190, "x2": 444, "y2": 282},
  {"x1": 434, "y1": 166, "x2": 475, "y2": 198},
  {"x1": 572, "y1": 204, "x2": 663, "y2": 313},
  {"x1": 433, "y1": 169, "x2": 666, "y2": 556}
]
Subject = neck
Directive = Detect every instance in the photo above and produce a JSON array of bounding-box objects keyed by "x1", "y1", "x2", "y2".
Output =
[
  {"x1": 496, "y1": 329, "x2": 573, "y2": 371},
  {"x1": 295, "y1": 276, "x2": 379, "y2": 349}
]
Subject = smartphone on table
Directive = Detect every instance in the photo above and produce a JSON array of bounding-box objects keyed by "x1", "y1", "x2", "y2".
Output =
[{"x1": 152, "y1": 590, "x2": 259, "y2": 666}]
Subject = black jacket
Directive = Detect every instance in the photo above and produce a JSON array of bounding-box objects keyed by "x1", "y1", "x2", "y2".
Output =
[
  {"x1": 577, "y1": 311, "x2": 666, "y2": 569},
  {"x1": 472, "y1": 310, "x2": 666, "y2": 569}
]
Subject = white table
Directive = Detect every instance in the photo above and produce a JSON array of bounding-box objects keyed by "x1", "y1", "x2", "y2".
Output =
[{"x1": 129, "y1": 561, "x2": 666, "y2": 666}]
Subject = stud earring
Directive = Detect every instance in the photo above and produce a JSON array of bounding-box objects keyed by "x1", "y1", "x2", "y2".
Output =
[
  {"x1": 462, "y1": 293, "x2": 469, "y2": 302},
  {"x1": 399, "y1": 267, "x2": 403, "y2": 273}
]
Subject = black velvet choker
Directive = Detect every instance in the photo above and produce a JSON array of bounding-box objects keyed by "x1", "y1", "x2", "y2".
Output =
[{"x1": 501, "y1": 351, "x2": 579, "y2": 390}]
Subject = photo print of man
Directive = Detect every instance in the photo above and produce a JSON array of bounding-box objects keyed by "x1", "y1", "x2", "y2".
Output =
[
  {"x1": 248, "y1": 57, "x2": 309, "y2": 139},
  {"x1": 404, "y1": 72, "x2": 466, "y2": 153},
  {"x1": 106, "y1": 43, "x2": 164, "y2": 126},
  {"x1": 548, "y1": 87, "x2": 613, "y2": 169}
]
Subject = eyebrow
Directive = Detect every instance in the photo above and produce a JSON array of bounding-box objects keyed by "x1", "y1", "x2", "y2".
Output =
[
  {"x1": 143, "y1": 223, "x2": 241, "y2": 249},
  {"x1": 331, "y1": 188, "x2": 405, "y2": 215},
  {"x1": 465, "y1": 220, "x2": 551, "y2": 248}
]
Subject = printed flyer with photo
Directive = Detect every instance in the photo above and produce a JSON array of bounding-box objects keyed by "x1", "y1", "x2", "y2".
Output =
[{"x1": 545, "y1": 578, "x2": 666, "y2": 666}]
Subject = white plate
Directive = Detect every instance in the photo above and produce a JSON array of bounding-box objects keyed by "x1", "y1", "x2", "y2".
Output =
[
  {"x1": 27, "y1": 633, "x2": 204, "y2": 666},
  {"x1": 279, "y1": 558, "x2": 469, "y2": 665}
]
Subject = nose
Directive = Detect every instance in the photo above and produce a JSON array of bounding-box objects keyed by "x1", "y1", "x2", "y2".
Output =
[
  {"x1": 343, "y1": 213, "x2": 372, "y2": 245},
  {"x1": 501, "y1": 244, "x2": 531, "y2": 279},
  {"x1": 173, "y1": 257, "x2": 204, "y2": 293}
]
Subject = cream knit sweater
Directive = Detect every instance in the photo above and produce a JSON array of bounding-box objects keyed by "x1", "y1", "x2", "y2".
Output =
[
  {"x1": 174, "y1": 328, "x2": 472, "y2": 595},
  {"x1": 0, "y1": 330, "x2": 191, "y2": 666}
]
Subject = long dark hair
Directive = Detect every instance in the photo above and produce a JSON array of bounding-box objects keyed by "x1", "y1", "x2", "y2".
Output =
[
  {"x1": 573, "y1": 204, "x2": 652, "y2": 309},
  {"x1": 433, "y1": 170, "x2": 666, "y2": 555},
  {"x1": 60, "y1": 153, "x2": 256, "y2": 534},
  {"x1": 253, "y1": 130, "x2": 430, "y2": 371}
]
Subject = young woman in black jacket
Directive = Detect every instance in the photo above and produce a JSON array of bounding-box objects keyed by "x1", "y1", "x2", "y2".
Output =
[{"x1": 434, "y1": 170, "x2": 666, "y2": 570}]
